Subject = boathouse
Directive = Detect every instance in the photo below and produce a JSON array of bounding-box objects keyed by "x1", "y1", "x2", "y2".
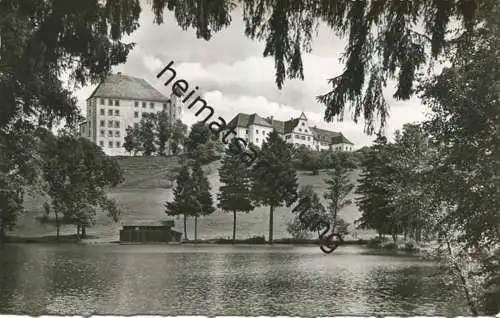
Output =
[{"x1": 119, "y1": 220, "x2": 182, "y2": 243}]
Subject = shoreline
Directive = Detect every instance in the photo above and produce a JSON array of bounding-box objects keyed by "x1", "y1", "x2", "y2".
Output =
[{"x1": 0, "y1": 235, "x2": 435, "y2": 259}]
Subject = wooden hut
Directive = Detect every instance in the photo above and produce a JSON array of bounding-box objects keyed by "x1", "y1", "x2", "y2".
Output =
[{"x1": 119, "y1": 220, "x2": 182, "y2": 243}]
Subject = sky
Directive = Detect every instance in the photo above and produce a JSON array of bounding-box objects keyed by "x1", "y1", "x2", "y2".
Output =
[{"x1": 72, "y1": 5, "x2": 432, "y2": 148}]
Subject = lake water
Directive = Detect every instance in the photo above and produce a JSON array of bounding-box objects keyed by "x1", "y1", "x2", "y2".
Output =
[{"x1": 0, "y1": 243, "x2": 469, "y2": 316}]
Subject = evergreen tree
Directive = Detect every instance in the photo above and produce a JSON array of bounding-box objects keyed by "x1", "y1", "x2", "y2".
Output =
[
  {"x1": 191, "y1": 160, "x2": 215, "y2": 240},
  {"x1": 170, "y1": 120, "x2": 188, "y2": 155},
  {"x1": 156, "y1": 110, "x2": 172, "y2": 156},
  {"x1": 251, "y1": 130, "x2": 298, "y2": 243},
  {"x1": 217, "y1": 141, "x2": 254, "y2": 242},
  {"x1": 165, "y1": 164, "x2": 196, "y2": 240},
  {"x1": 355, "y1": 134, "x2": 399, "y2": 240}
]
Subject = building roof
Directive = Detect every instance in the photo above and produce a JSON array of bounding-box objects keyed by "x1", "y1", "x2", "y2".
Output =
[
  {"x1": 311, "y1": 127, "x2": 353, "y2": 145},
  {"x1": 227, "y1": 113, "x2": 299, "y2": 133},
  {"x1": 225, "y1": 112, "x2": 354, "y2": 145},
  {"x1": 87, "y1": 73, "x2": 169, "y2": 102}
]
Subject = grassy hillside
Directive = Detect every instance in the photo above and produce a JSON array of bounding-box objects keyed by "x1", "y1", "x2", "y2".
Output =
[{"x1": 14, "y1": 156, "x2": 373, "y2": 241}]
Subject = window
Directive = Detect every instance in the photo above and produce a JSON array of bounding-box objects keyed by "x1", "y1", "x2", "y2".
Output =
[
  {"x1": 135, "y1": 101, "x2": 139, "y2": 107},
  {"x1": 256, "y1": 138, "x2": 259, "y2": 142},
  {"x1": 134, "y1": 112, "x2": 139, "y2": 118},
  {"x1": 108, "y1": 141, "x2": 113, "y2": 148},
  {"x1": 100, "y1": 98, "x2": 105, "y2": 105},
  {"x1": 108, "y1": 120, "x2": 113, "y2": 127},
  {"x1": 150, "y1": 102, "x2": 154, "y2": 109},
  {"x1": 142, "y1": 102, "x2": 146, "y2": 108},
  {"x1": 100, "y1": 120, "x2": 105, "y2": 127},
  {"x1": 299, "y1": 128, "x2": 302, "y2": 132},
  {"x1": 163, "y1": 103, "x2": 167, "y2": 110},
  {"x1": 114, "y1": 110, "x2": 119, "y2": 116},
  {"x1": 245, "y1": 129, "x2": 248, "y2": 134},
  {"x1": 108, "y1": 109, "x2": 113, "y2": 116},
  {"x1": 114, "y1": 100, "x2": 119, "y2": 106},
  {"x1": 302, "y1": 122, "x2": 305, "y2": 126},
  {"x1": 262, "y1": 130, "x2": 265, "y2": 135},
  {"x1": 115, "y1": 131, "x2": 120, "y2": 137},
  {"x1": 256, "y1": 129, "x2": 259, "y2": 134},
  {"x1": 99, "y1": 141, "x2": 104, "y2": 147},
  {"x1": 305, "y1": 129, "x2": 308, "y2": 133},
  {"x1": 100, "y1": 130, "x2": 105, "y2": 137},
  {"x1": 108, "y1": 99, "x2": 112, "y2": 106},
  {"x1": 108, "y1": 130, "x2": 113, "y2": 137},
  {"x1": 115, "y1": 121, "x2": 120, "y2": 128},
  {"x1": 301, "y1": 136, "x2": 305, "y2": 140},
  {"x1": 100, "y1": 109, "x2": 105, "y2": 115},
  {"x1": 307, "y1": 137, "x2": 310, "y2": 141},
  {"x1": 116, "y1": 141, "x2": 121, "y2": 148},
  {"x1": 295, "y1": 134, "x2": 299, "y2": 138}
]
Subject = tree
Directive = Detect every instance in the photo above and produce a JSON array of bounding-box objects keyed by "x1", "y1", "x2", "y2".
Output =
[
  {"x1": 165, "y1": 164, "x2": 197, "y2": 240},
  {"x1": 138, "y1": 113, "x2": 157, "y2": 156},
  {"x1": 0, "y1": 121, "x2": 44, "y2": 240},
  {"x1": 355, "y1": 134, "x2": 399, "y2": 240},
  {"x1": 251, "y1": 130, "x2": 298, "y2": 243},
  {"x1": 156, "y1": 110, "x2": 172, "y2": 156},
  {"x1": 123, "y1": 126, "x2": 142, "y2": 156},
  {"x1": 191, "y1": 160, "x2": 215, "y2": 241},
  {"x1": 287, "y1": 185, "x2": 327, "y2": 239},
  {"x1": 323, "y1": 152, "x2": 355, "y2": 236},
  {"x1": 217, "y1": 141, "x2": 254, "y2": 242},
  {"x1": 43, "y1": 134, "x2": 123, "y2": 238},
  {"x1": 0, "y1": 0, "x2": 140, "y2": 129},
  {"x1": 170, "y1": 119, "x2": 188, "y2": 155},
  {"x1": 417, "y1": 7, "x2": 500, "y2": 313}
]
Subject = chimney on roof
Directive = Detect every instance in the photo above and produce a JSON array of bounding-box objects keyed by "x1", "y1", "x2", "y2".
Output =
[{"x1": 267, "y1": 116, "x2": 273, "y2": 124}]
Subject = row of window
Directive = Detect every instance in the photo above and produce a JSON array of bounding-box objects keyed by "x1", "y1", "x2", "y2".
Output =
[
  {"x1": 100, "y1": 130, "x2": 121, "y2": 138},
  {"x1": 100, "y1": 99, "x2": 120, "y2": 106},
  {"x1": 99, "y1": 140, "x2": 121, "y2": 148},
  {"x1": 100, "y1": 120, "x2": 120, "y2": 128},
  {"x1": 100, "y1": 109, "x2": 120, "y2": 116},
  {"x1": 135, "y1": 101, "x2": 171, "y2": 110},
  {"x1": 99, "y1": 98, "x2": 172, "y2": 111}
]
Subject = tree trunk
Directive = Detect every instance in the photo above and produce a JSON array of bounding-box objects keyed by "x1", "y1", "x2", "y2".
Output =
[
  {"x1": 194, "y1": 215, "x2": 198, "y2": 241},
  {"x1": 183, "y1": 214, "x2": 187, "y2": 240},
  {"x1": 0, "y1": 225, "x2": 5, "y2": 243},
  {"x1": 268, "y1": 205, "x2": 274, "y2": 244},
  {"x1": 82, "y1": 224, "x2": 87, "y2": 238},
  {"x1": 76, "y1": 224, "x2": 81, "y2": 240},
  {"x1": 232, "y1": 210, "x2": 237, "y2": 242},
  {"x1": 446, "y1": 241, "x2": 478, "y2": 315},
  {"x1": 55, "y1": 210, "x2": 60, "y2": 238}
]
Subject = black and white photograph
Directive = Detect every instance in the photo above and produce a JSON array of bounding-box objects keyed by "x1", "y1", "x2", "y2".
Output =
[{"x1": 0, "y1": 0, "x2": 499, "y2": 316}]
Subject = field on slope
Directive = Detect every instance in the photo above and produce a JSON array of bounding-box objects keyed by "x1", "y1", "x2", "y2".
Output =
[{"x1": 14, "y1": 156, "x2": 371, "y2": 241}]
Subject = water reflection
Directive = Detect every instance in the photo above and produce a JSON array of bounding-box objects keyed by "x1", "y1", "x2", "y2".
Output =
[{"x1": 0, "y1": 244, "x2": 468, "y2": 315}]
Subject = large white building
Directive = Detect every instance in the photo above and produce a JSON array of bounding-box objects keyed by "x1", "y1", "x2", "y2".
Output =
[
  {"x1": 222, "y1": 112, "x2": 354, "y2": 151},
  {"x1": 79, "y1": 73, "x2": 182, "y2": 156}
]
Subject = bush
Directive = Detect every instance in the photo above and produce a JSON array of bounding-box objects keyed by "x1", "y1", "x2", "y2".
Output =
[
  {"x1": 244, "y1": 236, "x2": 266, "y2": 244},
  {"x1": 383, "y1": 242, "x2": 397, "y2": 250},
  {"x1": 367, "y1": 236, "x2": 390, "y2": 248},
  {"x1": 403, "y1": 241, "x2": 420, "y2": 252}
]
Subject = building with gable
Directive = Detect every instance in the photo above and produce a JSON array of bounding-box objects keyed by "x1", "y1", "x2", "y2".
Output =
[
  {"x1": 79, "y1": 72, "x2": 182, "y2": 156},
  {"x1": 222, "y1": 112, "x2": 354, "y2": 151}
]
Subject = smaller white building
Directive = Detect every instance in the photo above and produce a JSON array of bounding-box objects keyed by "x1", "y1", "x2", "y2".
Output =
[{"x1": 221, "y1": 112, "x2": 354, "y2": 151}]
